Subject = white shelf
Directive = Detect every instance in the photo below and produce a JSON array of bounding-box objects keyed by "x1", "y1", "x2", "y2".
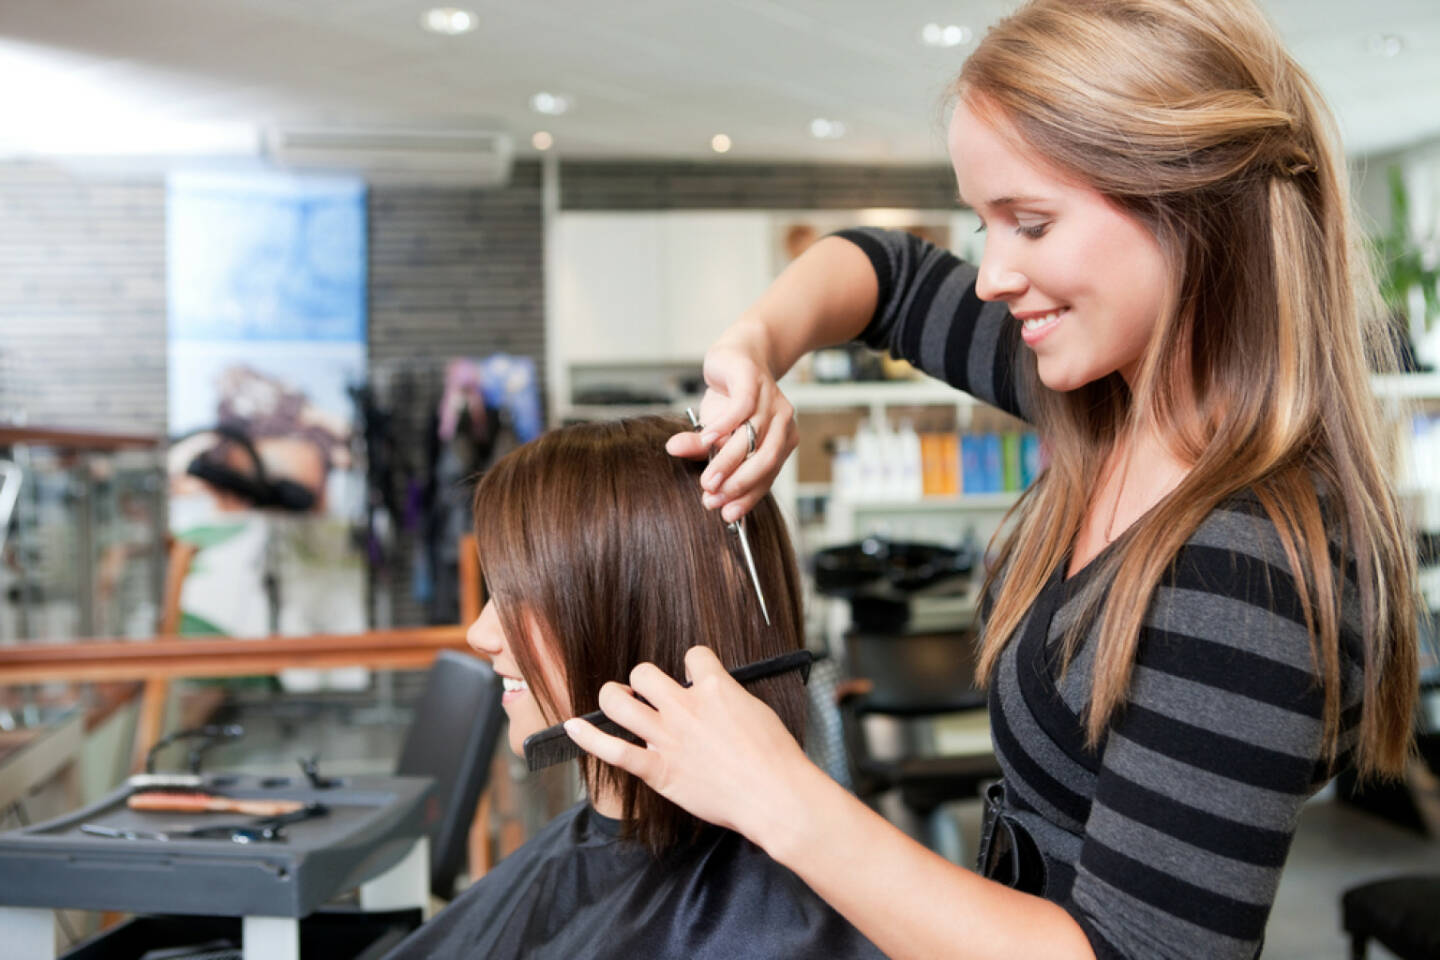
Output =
[
  {"x1": 836, "y1": 492, "x2": 1021, "y2": 511},
  {"x1": 795, "y1": 483, "x2": 1021, "y2": 510},
  {"x1": 781, "y1": 373, "x2": 1440, "y2": 407},
  {"x1": 559, "y1": 401, "x2": 696, "y2": 421},
  {"x1": 781, "y1": 379, "x2": 973, "y2": 410},
  {"x1": 1372, "y1": 374, "x2": 1440, "y2": 401}
]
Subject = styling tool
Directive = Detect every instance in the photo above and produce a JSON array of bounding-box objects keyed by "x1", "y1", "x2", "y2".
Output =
[
  {"x1": 82, "y1": 802, "x2": 329, "y2": 845},
  {"x1": 124, "y1": 772, "x2": 206, "y2": 792},
  {"x1": 80, "y1": 824, "x2": 173, "y2": 842},
  {"x1": 126, "y1": 792, "x2": 305, "y2": 817},
  {"x1": 297, "y1": 754, "x2": 342, "y2": 789},
  {"x1": 686, "y1": 408, "x2": 771, "y2": 626},
  {"x1": 178, "y1": 802, "x2": 330, "y2": 843},
  {"x1": 522, "y1": 649, "x2": 813, "y2": 772},
  {"x1": 142, "y1": 724, "x2": 245, "y2": 776}
]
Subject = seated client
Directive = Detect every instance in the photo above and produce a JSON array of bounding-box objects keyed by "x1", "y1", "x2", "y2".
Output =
[{"x1": 385, "y1": 416, "x2": 883, "y2": 960}]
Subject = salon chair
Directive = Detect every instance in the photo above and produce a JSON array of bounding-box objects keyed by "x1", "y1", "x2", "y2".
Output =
[
  {"x1": 395, "y1": 649, "x2": 505, "y2": 901},
  {"x1": 838, "y1": 629, "x2": 1001, "y2": 853},
  {"x1": 1337, "y1": 668, "x2": 1440, "y2": 960},
  {"x1": 1341, "y1": 875, "x2": 1440, "y2": 960},
  {"x1": 813, "y1": 537, "x2": 997, "y2": 805}
]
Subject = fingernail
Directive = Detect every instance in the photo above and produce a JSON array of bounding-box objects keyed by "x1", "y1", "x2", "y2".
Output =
[
  {"x1": 700, "y1": 431, "x2": 718, "y2": 446},
  {"x1": 702, "y1": 492, "x2": 723, "y2": 509},
  {"x1": 563, "y1": 719, "x2": 580, "y2": 738},
  {"x1": 701, "y1": 471, "x2": 716, "y2": 490},
  {"x1": 722, "y1": 504, "x2": 740, "y2": 522}
]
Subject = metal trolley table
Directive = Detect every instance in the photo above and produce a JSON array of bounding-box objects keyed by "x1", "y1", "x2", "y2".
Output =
[{"x1": 0, "y1": 772, "x2": 433, "y2": 960}]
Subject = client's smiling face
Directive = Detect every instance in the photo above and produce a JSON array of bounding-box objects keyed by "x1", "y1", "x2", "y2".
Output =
[{"x1": 466, "y1": 601, "x2": 569, "y2": 757}]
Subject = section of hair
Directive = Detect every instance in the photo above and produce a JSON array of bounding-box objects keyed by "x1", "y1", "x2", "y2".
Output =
[{"x1": 472, "y1": 416, "x2": 807, "y2": 852}]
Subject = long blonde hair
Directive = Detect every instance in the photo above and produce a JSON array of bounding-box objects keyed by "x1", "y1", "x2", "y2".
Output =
[{"x1": 965, "y1": 0, "x2": 1419, "y2": 778}]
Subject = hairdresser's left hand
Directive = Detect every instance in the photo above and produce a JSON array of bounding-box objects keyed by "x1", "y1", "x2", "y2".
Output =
[{"x1": 563, "y1": 645, "x2": 820, "y2": 850}]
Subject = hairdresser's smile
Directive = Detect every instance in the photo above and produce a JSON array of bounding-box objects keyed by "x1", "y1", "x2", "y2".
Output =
[
  {"x1": 949, "y1": 96, "x2": 1169, "y2": 391},
  {"x1": 1014, "y1": 306, "x2": 1069, "y2": 345}
]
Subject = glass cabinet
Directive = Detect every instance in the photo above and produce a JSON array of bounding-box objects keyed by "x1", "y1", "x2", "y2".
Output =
[{"x1": 0, "y1": 427, "x2": 166, "y2": 644}]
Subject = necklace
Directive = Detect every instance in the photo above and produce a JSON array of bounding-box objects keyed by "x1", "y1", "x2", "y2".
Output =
[{"x1": 1103, "y1": 441, "x2": 1134, "y2": 543}]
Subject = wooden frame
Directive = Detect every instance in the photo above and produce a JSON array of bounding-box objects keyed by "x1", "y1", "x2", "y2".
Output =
[{"x1": 0, "y1": 627, "x2": 473, "y2": 686}]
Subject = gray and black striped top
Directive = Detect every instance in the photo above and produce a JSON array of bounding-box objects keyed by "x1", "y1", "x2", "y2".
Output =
[{"x1": 838, "y1": 227, "x2": 1365, "y2": 960}]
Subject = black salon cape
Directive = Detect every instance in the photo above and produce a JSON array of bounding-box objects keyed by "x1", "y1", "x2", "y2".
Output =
[{"x1": 383, "y1": 801, "x2": 886, "y2": 960}]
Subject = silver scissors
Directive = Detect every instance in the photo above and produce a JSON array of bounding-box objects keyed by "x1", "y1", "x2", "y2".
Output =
[{"x1": 686, "y1": 408, "x2": 771, "y2": 626}]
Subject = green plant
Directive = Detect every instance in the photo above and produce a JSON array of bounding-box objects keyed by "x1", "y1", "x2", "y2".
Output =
[{"x1": 1373, "y1": 165, "x2": 1440, "y2": 332}]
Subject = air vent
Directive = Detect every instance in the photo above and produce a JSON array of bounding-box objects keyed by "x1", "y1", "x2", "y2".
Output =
[{"x1": 263, "y1": 127, "x2": 513, "y2": 186}]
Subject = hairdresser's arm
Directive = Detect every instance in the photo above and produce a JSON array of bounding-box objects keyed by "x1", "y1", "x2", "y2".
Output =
[
  {"x1": 564, "y1": 647, "x2": 1096, "y2": 960},
  {"x1": 666, "y1": 235, "x2": 879, "y2": 522}
]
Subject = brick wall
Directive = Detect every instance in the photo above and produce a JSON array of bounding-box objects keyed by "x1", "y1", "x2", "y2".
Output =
[{"x1": 0, "y1": 162, "x2": 167, "y2": 435}]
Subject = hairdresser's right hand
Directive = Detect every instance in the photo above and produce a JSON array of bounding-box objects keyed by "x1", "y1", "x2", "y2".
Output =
[{"x1": 666, "y1": 321, "x2": 798, "y2": 523}]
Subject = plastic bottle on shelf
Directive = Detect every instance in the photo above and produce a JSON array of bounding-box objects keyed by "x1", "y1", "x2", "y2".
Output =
[
  {"x1": 853, "y1": 419, "x2": 883, "y2": 501},
  {"x1": 879, "y1": 419, "x2": 905, "y2": 501},
  {"x1": 898, "y1": 420, "x2": 923, "y2": 501},
  {"x1": 942, "y1": 432, "x2": 960, "y2": 496},
  {"x1": 876, "y1": 419, "x2": 895, "y2": 500},
  {"x1": 831, "y1": 435, "x2": 857, "y2": 500}
]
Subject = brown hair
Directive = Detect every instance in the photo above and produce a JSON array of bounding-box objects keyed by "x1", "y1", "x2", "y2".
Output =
[
  {"x1": 471, "y1": 416, "x2": 808, "y2": 851},
  {"x1": 959, "y1": 0, "x2": 1419, "y2": 776}
]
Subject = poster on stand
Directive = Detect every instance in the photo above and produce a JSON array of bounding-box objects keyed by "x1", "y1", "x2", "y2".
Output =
[{"x1": 166, "y1": 170, "x2": 368, "y2": 686}]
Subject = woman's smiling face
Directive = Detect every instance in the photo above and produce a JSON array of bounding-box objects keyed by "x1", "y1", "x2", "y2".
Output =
[
  {"x1": 466, "y1": 600, "x2": 568, "y2": 757},
  {"x1": 948, "y1": 96, "x2": 1172, "y2": 392}
]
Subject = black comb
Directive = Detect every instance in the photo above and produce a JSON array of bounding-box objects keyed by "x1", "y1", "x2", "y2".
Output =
[{"x1": 522, "y1": 650, "x2": 814, "y2": 772}]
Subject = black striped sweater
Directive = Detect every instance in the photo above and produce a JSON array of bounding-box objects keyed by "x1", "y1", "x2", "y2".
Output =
[{"x1": 837, "y1": 227, "x2": 1365, "y2": 960}]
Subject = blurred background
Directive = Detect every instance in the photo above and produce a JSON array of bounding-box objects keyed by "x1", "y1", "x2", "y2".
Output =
[{"x1": 0, "y1": 2, "x2": 1437, "y2": 957}]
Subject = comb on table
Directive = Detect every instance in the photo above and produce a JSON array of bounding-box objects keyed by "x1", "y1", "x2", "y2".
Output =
[{"x1": 522, "y1": 650, "x2": 813, "y2": 772}]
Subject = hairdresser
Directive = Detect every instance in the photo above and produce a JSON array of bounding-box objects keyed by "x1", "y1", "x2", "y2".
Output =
[{"x1": 563, "y1": 2, "x2": 1422, "y2": 958}]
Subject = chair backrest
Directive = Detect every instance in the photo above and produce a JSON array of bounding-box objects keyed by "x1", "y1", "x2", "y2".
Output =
[
  {"x1": 395, "y1": 649, "x2": 505, "y2": 900},
  {"x1": 837, "y1": 630, "x2": 999, "y2": 811},
  {"x1": 844, "y1": 630, "x2": 986, "y2": 717}
]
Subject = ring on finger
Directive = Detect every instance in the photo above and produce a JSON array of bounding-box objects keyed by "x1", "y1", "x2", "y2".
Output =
[{"x1": 744, "y1": 420, "x2": 757, "y2": 458}]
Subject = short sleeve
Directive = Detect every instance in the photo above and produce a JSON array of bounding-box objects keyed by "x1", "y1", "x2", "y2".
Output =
[{"x1": 834, "y1": 227, "x2": 1031, "y2": 423}]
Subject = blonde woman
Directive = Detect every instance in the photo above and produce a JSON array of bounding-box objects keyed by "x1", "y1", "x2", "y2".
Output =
[{"x1": 563, "y1": 2, "x2": 1422, "y2": 958}]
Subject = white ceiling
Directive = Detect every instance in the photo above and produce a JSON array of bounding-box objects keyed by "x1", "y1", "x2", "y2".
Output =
[{"x1": 0, "y1": 0, "x2": 1437, "y2": 164}]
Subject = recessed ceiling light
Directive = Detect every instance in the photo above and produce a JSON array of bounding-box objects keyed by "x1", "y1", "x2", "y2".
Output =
[
  {"x1": 532, "y1": 131, "x2": 553, "y2": 151},
  {"x1": 921, "y1": 23, "x2": 971, "y2": 47},
  {"x1": 421, "y1": 7, "x2": 477, "y2": 36},
  {"x1": 531, "y1": 92, "x2": 572, "y2": 116},
  {"x1": 1367, "y1": 33, "x2": 1404, "y2": 57},
  {"x1": 810, "y1": 118, "x2": 847, "y2": 139},
  {"x1": 711, "y1": 134, "x2": 732, "y2": 154}
]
